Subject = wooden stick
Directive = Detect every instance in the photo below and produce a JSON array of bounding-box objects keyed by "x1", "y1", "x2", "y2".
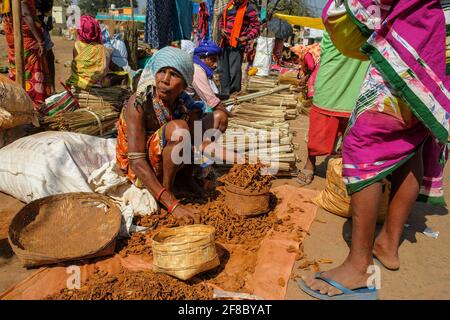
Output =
[
  {"x1": 223, "y1": 85, "x2": 291, "y2": 106},
  {"x1": 12, "y1": 0, "x2": 24, "y2": 89}
]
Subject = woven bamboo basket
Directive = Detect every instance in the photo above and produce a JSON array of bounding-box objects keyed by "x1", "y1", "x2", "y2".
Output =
[
  {"x1": 152, "y1": 225, "x2": 220, "y2": 280},
  {"x1": 8, "y1": 193, "x2": 122, "y2": 268},
  {"x1": 224, "y1": 182, "x2": 271, "y2": 217}
]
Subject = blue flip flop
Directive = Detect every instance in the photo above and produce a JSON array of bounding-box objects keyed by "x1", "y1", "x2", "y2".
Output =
[{"x1": 297, "y1": 272, "x2": 378, "y2": 300}]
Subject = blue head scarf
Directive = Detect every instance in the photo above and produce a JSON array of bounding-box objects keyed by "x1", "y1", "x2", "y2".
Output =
[
  {"x1": 137, "y1": 46, "x2": 194, "y2": 96},
  {"x1": 193, "y1": 40, "x2": 221, "y2": 79}
]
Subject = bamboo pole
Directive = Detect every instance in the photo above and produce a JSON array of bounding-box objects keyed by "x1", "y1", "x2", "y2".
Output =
[
  {"x1": 223, "y1": 84, "x2": 291, "y2": 106},
  {"x1": 12, "y1": 0, "x2": 24, "y2": 89}
]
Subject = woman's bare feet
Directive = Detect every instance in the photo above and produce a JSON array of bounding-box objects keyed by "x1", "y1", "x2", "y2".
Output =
[
  {"x1": 301, "y1": 260, "x2": 372, "y2": 297},
  {"x1": 373, "y1": 234, "x2": 400, "y2": 271}
]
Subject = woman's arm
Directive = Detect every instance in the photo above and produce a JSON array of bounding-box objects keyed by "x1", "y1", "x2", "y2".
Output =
[
  {"x1": 304, "y1": 52, "x2": 316, "y2": 73},
  {"x1": 125, "y1": 96, "x2": 195, "y2": 222},
  {"x1": 21, "y1": 1, "x2": 44, "y2": 55}
]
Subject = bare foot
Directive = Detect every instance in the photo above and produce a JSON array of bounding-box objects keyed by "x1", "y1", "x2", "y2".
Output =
[
  {"x1": 373, "y1": 238, "x2": 400, "y2": 271},
  {"x1": 301, "y1": 261, "x2": 371, "y2": 297}
]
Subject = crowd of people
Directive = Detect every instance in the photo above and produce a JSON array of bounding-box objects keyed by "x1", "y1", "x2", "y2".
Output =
[{"x1": 1, "y1": 0, "x2": 449, "y2": 301}]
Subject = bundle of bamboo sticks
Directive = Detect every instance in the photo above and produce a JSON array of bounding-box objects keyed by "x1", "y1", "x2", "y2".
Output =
[
  {"x1": 223, "y1": 85, "x2": 291, "y2": 106},
  {"x1": 41, "y1": 107, "x2": 119, "y2": 137},
  {"x1": 246, "y1": 76, "x2": 279, "y2": 92},
  {"x1": 71, "y1": 87, "x2": 131, "y2": 112}
]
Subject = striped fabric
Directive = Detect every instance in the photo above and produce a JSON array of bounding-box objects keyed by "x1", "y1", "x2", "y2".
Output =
[
  {"x1": 219, "y1": 2, "x2": 260, "y2": 45},
  {"x1": 41, "y1": 89, "x2": 80, "y2": 116}
]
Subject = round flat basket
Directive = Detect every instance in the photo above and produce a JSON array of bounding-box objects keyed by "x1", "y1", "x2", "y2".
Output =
[
  {"x1": 8, "y1": 193, "x2": 122, "y2": 268},
  {"x1": 152, "y1": 225, "x2": 219, "y2": 281}
]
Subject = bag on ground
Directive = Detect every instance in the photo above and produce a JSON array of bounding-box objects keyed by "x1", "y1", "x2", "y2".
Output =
[
  {"x1": 0, "y1": 74, "x2": 39, "y2": 130},
  {"x1": 312, "y1": 158, "x2": 390, "y2": 222},
  {"x1": 253, "y1": 37, "x2": 275, "y2": 77}
]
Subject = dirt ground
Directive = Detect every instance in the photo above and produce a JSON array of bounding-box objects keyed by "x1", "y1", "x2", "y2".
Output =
[{"x1": 1, "y1": 35, "x2": 449, "y2": 300}]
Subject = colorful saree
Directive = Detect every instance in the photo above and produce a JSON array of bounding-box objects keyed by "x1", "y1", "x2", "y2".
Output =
[
  {"x1": 116, "y1": 88, "x2": 191, "y2": 187},
  {"x1": 2, "y1": 0, "x2": 50, "y2": 106},
  {"x1": 323, "y1": 0, "x2": 450, "y2": 204},
  {"x1": 66, "y1": 40, "x2": 111, "y2": 90}
]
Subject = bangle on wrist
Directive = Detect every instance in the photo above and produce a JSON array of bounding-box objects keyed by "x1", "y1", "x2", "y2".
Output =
[
  {"x1": 167, "y1": 200, "x2": 180, "y2": 214},
  {"x1": 156, "y1": 188, "x2": 167, "y2": 202}
]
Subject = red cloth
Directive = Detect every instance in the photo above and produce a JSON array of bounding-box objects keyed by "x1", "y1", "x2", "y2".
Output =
[
  {"x1": 307, "y1": 106, "x2": 350, "y2": 156},
  {"x1": 77, "y1": 15, "x2": 102, "y2": 44},
  {"x1": 197, "y1": 2, "x2": 209, "y2": 41}
]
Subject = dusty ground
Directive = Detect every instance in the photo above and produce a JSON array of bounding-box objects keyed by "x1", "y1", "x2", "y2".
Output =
[{"x1": 1, "y1": 34, "x2": 449, "y2": 299}]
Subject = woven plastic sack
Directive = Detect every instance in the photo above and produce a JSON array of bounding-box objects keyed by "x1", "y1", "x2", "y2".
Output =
[
  {"x1": 312, "y1": 158, "x2": 390, "y2": 223},
  {"x1": 0, "y1": 74, "x2": 39, "y2": 130},
  {"x1": 253, "y1": 37, "x2": 275, "y2": 77}
]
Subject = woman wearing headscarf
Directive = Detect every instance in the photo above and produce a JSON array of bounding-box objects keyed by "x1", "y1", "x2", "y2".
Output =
[
  {"x1": 66, "y1": 15, "x2": 116, "y2": 90},
  {"x1": 192, "y1": 40, "x2": 229, "y2": 133},
  {"x1": 299, "y1": 0, "x2": 449, "y2": 300},
  {"x1": 116, "y1": 46, "x2": 243, "y2": 223},
  {"x1": 291, "y1": 42, "x2": 321, "y2": 99},
  {"x1": 1, "y1": 0, "x2": 50, "y2": 105}
]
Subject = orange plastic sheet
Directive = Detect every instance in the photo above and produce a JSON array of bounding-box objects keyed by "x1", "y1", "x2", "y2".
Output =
[
  {"x1": 247, "y1": 186, "x2": 319, "y2": 299},
  {"x1": 0, "y1": 185, "x2": 318, "y2": 300}
]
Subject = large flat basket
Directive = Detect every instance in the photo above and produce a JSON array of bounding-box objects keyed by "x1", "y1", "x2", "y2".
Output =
[{"x1": 8, "y1": 193, "x2": 122, "y2": 267}]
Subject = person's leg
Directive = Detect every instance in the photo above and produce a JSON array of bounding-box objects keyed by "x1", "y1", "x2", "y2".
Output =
[
  {"x1": 46, "y1": 49, "x2": 56, "y2": 94},
  {"x1": 297, "y1": 108, "x2": 339, "y2": 185},
  {"x1": 219, "y1": 46, "x2": 231, "y2": 97},
  {"x1": 229, "y1": 47, "x2": 244, "y2": 94},
  {"x1": 373, "y1": 148, "x2": 423, "y2": 270},
  {"x1": 161, "y1": 120, "x2": 191, "y2": 193},
  {"x1": 302, "y1": 182, "x2": 382, "y2": 296}
]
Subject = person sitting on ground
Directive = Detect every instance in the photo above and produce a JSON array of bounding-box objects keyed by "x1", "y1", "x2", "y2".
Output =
[
  {"x1": 66, "y1": 15, "x2": 125, "y2": 90},
  {"x1": 191, "y1": 40, "x2": 230, "y2": 133},
  {"x1": 116, "y1": 46, "x2": 244, "y2": 223}
]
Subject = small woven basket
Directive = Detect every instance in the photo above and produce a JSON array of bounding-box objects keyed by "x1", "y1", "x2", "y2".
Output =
[
  {"x1": 8, "y1": 193, "x2": 121, "y2": 268},
  {"x1": 224, "y1": 182, "x2": 271, "y2": 217},
  {"x1": 152, "y1": 225, "x2": 220, "y2": 280}
]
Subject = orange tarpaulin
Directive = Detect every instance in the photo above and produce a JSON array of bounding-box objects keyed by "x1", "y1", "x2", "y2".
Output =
[
  {"x1": 0, "y1": 185, "x2": 319, "y2": 300},
  {"x1": 274, "y1": 14, "x2": 325, "y2": 30}
]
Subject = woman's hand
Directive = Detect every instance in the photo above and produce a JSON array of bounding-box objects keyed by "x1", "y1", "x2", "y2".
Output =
[
  {"x1": 37, "y1": 42, "x2": 44, "y2": 56},
  {"x1": 213, "y1": 106, "x2": 230, "y2": 133},
  {"x1": 172, "y1": 204, "x2": 198, "y2": 224}
]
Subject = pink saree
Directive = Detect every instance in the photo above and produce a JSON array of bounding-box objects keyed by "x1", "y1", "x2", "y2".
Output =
[{"x1": 323, "y1": 0, "x2": 450, "y2": 204}]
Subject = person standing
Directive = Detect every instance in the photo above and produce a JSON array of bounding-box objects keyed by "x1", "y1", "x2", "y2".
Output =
[
  {"x1": 1, "y1": 0, "x2": 50, "y2": 106},
  {"x1": 299, "y1": 0, "x2": 449, "y2": 300},
  {"x1": 218, "y1": 0, "x2": 260, "y2": 97},
  {"x1": 36, "y1": 0, "x2": 55, "y2": 95},
  {"x1": 296, "y1": 32, "x2": 370, "y2": 185}
]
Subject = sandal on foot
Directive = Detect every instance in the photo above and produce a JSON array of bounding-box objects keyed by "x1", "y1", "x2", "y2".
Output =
[
  {"x1": 296, "y1": 169, "x2": 314, "y2": 186},
  {"x1": 297, "y1": 272, "x2": 378, "y2": 300}
]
